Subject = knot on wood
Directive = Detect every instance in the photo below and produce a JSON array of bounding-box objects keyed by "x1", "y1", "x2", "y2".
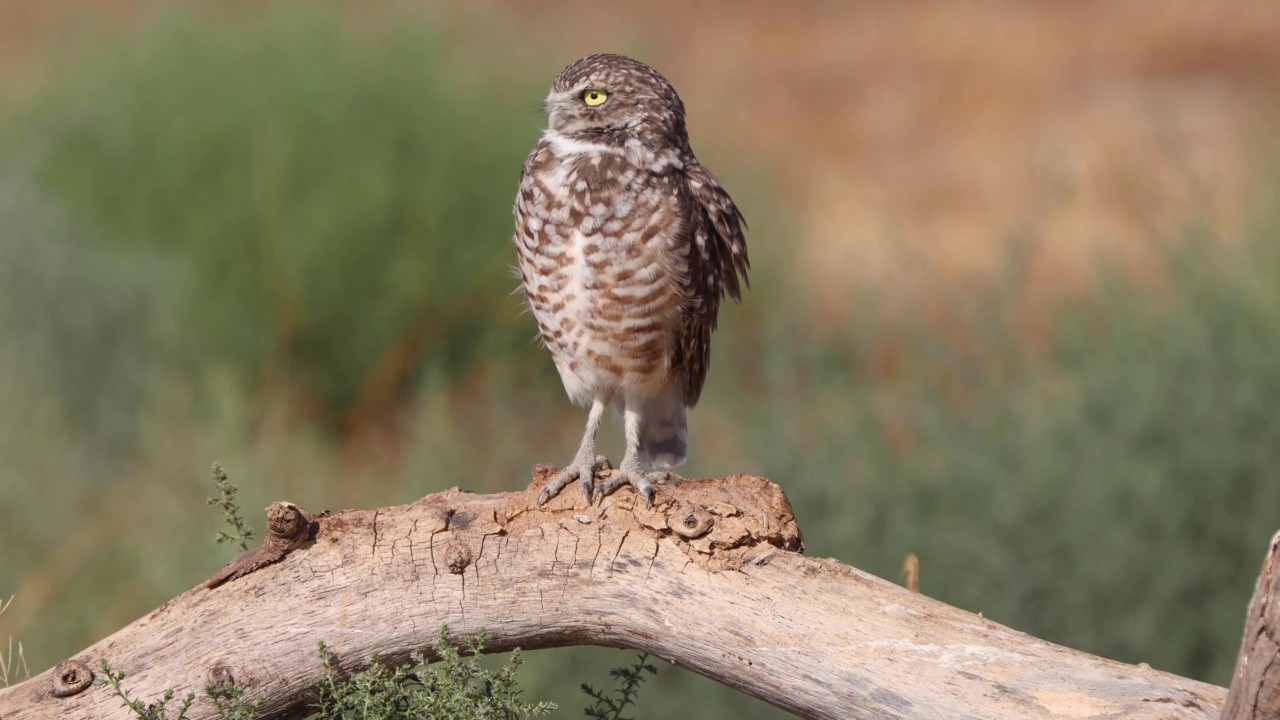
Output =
[
  {"x1": 51, "y1": 660, "x2": 93, "y2": 697},
  {"x1": 668, "y1": 503, "x2": 714, "y2": 539},
  {"x1": 446, "y1": 543, "x2": 473, "y2": 574},
  {"x1": 207, "y1": 662, "x2": 236, "y2": 687},
  {"x1": 266, "y1": 502, "x2": 311, "y2": 545},
  {"x1": 206, "y1": 501, "x2": 316, "y2": 588}
]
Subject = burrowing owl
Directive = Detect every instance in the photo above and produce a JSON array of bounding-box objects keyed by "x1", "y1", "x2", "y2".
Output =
[{"x1": 513, "y1": 54, "x2": 749, "y2": 507}]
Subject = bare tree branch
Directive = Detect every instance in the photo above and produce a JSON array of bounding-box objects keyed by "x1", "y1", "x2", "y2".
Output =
[
  {"x1": 0, "y1": 470, "x2": 1229, "y2": 719},
  {"x1": 1223, "y1": 530, "x2": 1280, "y2": 720}
]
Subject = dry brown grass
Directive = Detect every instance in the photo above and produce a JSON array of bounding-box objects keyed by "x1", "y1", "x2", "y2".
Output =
[
  {"x1": 4, "y1": 0, "x2": 1279, "y2": 315},
  {"x1": 454, "y1": 0, "x2": 1280, "y2": 313}
]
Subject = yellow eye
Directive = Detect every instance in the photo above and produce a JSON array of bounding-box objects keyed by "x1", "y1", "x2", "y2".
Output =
[{"x1": 582, "y1": 89, "x2": 608, "y2": 107}]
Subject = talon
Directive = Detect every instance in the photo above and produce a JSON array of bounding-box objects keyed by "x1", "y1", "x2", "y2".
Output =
[
  {"x1": 640, "y1": 485, "x2": 655, "y2": 508},
  {"x1": 539, "y1": 455, "x2": 615, "y2": 507},
  {"x1": 538, "y1": 464, "x2": 584, "y2": 507}
]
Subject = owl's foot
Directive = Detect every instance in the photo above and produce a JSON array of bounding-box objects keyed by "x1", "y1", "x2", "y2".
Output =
[
  {"x1": 538, "y1": 455, "x2": 613, "y2": 507},
  {"x1": 591, "y1": 464, "x2": 671, "y2": 508}
]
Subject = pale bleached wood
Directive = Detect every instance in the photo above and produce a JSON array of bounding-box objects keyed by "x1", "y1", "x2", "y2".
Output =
[
  {"x1": 0, "y1": 470, "x2": 1227, "y2": 719},
  {"x1": 1222, "y1": 530, "x2": 1280, "y2": 720}
]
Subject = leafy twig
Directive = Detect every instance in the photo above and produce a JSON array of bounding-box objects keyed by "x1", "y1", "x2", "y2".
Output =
[
  {"x1": 582, "y1": 653, "x2": 658, "y2": 720},
  {"x1": 206, "y1": 462, "x2": 254, "y2": 551},
  {"x1": 96, "y1": 659, "x2": 195, "y2": 720},
  {"x1": 207, "y1": 680, "x2": 265, "y2": 720}
]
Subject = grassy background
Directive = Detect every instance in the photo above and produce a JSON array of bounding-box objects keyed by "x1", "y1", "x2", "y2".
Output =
[{"x1": 2, "y1": 4, "x2": 1280, "y2": 717}]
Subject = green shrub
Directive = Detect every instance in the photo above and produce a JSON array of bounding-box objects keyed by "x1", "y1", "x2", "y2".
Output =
[
  {"x1": 314, "y1": 630, "x2": 553, "y2": 720},
  {"x1": 95, "y1": 628, "x2": 553, "y2": 720},
  {"x1": 722, "y1": 220, "x2": 1280, "y2": 685},
  {"x1": 20, "y1": 5, "x2": 543, "y2": 422}
]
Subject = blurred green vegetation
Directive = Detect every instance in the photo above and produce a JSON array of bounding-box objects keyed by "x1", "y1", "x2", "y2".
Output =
[
  {"x1": 13, "y1": 5, "x2": 543, "y2": 429},
  {"x1": 2, "y1": 4, "x2": 1279, "y2": 718}
]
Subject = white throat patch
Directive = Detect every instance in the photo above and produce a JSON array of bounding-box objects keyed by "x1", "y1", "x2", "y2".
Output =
[{"x1": 544, "y1": 130, "x2": 620, "y2": 157}]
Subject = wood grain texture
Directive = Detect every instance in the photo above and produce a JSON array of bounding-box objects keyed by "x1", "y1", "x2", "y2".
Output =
[
  {"x1": 0, "y1": 469, "x2": 1228, "y2": 720},
  {"x1": 1223, "y1": 530, "x2": 1280, "y2": 720}
]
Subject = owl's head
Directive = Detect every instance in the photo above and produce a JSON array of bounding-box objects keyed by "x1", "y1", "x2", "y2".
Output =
[{"x1": 543, "y1": 54, "x2": 688, "y2": 149}]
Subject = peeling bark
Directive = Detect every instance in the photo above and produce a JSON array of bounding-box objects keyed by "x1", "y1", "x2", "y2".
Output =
[{"x1": 0, "y1": 470, "x2": 1228, "y2": 719}]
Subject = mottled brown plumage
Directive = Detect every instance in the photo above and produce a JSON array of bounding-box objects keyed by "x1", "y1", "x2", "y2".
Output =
[{"x1": 513, "y1": 54, "x2": 749, "y2": 506}]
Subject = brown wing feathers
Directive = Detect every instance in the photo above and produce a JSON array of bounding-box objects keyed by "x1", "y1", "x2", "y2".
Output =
[{"x1": 678, "y1": 162, "x2": 749, "y2": 406}]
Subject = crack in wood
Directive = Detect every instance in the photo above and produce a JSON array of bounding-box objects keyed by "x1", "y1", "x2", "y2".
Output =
[
  {"x1": 408, "y1": 519, "x2": 419, "y2": 567},
  {"x1": 562, "y1": 536, "x2": 580, "y2": 599},
  {"x1": 589, "y1": 533, "x2": 604, "y2": 575},
  {"x1": 609, "y1": 530, "x2": 630, "y2": 576},
  {"x1": 644, "y1": 539, "x2": 659, "y2": 585}
]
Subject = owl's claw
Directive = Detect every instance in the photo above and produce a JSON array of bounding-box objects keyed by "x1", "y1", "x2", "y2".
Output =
[
  {"x1": 592, "y1": 468, "x2": 666, "y2": 508},
  {"x1": 539, "y1": 454, "x2": 666, "y2": 508},
  {"x1": 536, "y1": 483, "x2": 563, "y2": 508},
  {"x1": 639, "y1": 484, "x2": 656, "y2": 508},
  {"x1": 537, "y1": 455, "x2": 613, "y2": 507}
]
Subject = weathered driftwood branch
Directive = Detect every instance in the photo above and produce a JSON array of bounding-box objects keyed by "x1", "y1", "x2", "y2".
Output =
[
  {"x1": 0, "y1": 469, "x2": 1231, "y2": 719},
  {"x1": 1222, "y1": 530, "x2": 1280, "y2": 719}
]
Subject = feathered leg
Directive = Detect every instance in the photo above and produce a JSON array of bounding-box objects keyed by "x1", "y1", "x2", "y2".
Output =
[
  {"x1": 592, "y1": 406, "x2": 670, "y2": 507},
  {"x1": 537, "y1": 398, "x2": 611, "y2": 506}
]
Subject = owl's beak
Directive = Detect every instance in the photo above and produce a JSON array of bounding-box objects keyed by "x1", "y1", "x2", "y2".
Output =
[{"x1": 543, "y1": 93, "x2": 572, "y2": 131}]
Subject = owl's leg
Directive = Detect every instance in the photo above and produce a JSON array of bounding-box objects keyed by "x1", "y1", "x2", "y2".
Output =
[
  {"x1": 591, "y1": 407, "x2": 669, "y2": 508},
  {"x1": 537, "y1": 398, "x2": 610, "y2": 506}
]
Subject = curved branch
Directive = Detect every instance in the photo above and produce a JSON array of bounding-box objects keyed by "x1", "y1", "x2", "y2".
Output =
[{"x1": 0, "y1": 469, "x2": 1226, "y2": 719}]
